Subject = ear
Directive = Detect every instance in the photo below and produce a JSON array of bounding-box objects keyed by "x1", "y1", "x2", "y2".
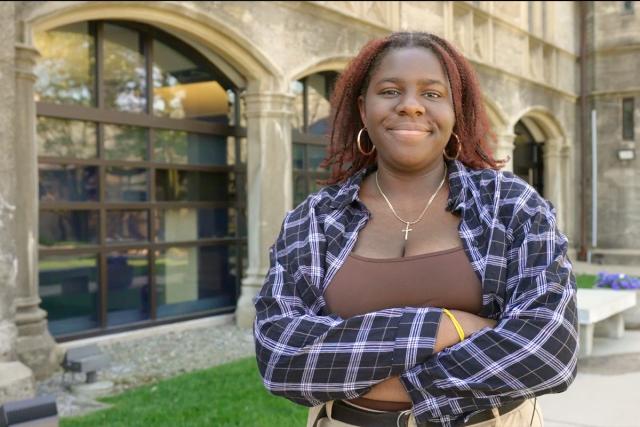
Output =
[{"x1": 357, "y1": 94, "x2": 366, "y2": 127}]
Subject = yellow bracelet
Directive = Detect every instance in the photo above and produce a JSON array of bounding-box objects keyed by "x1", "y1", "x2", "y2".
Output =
[{"x1": 442, "y1": 309, "x2": 465, "y2": 342}]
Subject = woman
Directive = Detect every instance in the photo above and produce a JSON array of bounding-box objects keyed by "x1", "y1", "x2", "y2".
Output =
[{"x1": 254, "y1": 32, "x2": 578, "y2": 427}]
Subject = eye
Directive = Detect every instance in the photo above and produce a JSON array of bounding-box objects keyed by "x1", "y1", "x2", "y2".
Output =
[
  {"x1": 380, "y1": 88, "x2": 400, "y2": 96},
  {"x1": 424, "y1": 91, "x2": 441, "y2": 99}
]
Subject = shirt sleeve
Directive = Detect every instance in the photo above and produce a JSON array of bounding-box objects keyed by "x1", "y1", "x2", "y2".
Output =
[
  {"x1": 253, "y1": 209, "x2": 443, "y2": 407},
  {"x1": 400, "y1": 196, "x2": 579, "y2": 425}
]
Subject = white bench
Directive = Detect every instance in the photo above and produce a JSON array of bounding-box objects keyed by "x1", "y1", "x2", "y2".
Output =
[{"x1": 577, "y1": 288, "x2": 637, "y2": 358}]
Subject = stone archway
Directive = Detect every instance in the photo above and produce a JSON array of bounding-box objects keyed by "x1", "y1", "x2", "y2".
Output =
[
  {"x1": 9, "y1": 2, "x2": 290, "y2": 384},
  {"x1": 483, "y1": 98, "x2": 514, "y2": 170},
  {"x1": 510, "y1": 107, "x2": 571, "y2": 233}
]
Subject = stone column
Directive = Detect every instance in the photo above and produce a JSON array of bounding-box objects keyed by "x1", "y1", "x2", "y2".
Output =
[
  {"x1": 542, "y1": 138, "x2": 565, "y2": 230},
  {"x1": 0, "y1": 42, "x2": 35, "y2": 403},
  {"x1": 235, "y1": 91, "x2": 294, "y2": 328},
  {"x1": 13, "y1": 43, "x2": 62, "y2": 380},
  {"x1": 494, "y1": 132, "x2": 516, "y2": 172}
]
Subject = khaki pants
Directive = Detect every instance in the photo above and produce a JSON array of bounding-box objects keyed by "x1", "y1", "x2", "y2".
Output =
[{"x1": 306, "y1": 399, "x2": 543, "y2": 427}]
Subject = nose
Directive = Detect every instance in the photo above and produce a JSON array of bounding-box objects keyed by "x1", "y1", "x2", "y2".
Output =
[{"x1": 395, "y1": 92, "x2": 425, "y2": 117}]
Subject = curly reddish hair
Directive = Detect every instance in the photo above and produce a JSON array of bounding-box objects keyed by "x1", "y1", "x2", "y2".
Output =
[{"x1": 322, "y1": 32, "x2": 504, "y2": 184}]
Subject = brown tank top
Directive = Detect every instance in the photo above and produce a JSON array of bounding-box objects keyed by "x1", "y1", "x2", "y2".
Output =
[
  {"x1": 324, "y1": 246, "x2": 482, "y2": 411},
  {"x1": 324, "y1": 246, "x2": 482, "y2": 319}
]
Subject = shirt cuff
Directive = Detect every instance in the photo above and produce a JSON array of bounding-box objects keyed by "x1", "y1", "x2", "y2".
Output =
[{"x1": 391, "y1": 307, "x2": 442, "y2": 375}]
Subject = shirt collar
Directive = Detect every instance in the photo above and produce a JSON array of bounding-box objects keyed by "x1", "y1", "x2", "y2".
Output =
[{"x1": 329, "y1": 159, "x2": 470, "y2": 212}]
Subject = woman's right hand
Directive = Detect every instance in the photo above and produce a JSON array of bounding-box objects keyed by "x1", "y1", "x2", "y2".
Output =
[{"x1": 434, "y1": 309, "x2": 497, "y2": 352}]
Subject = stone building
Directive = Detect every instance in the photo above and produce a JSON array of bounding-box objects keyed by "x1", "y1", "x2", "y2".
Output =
[{"x1": 0, "y1": 1, "x2": 637, "y2": 403}]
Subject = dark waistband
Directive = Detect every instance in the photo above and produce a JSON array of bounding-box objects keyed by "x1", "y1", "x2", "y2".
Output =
[{"x1": 326, "y1": 399, "x2": 527, "y2": 427}]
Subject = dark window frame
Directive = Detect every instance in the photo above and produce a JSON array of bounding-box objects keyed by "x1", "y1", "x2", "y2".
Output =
[
  {"x1": 623, "y1": 97, "x2": 635, "y2": 141},
  {"x1": 36, "y1": 20, "x2": 247, "y2": 341}
]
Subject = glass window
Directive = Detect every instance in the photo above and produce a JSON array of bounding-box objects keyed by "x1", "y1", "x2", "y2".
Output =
[
  {"x1": 39, "y1": 165, "x2": 98, "y2": 202},
  {"x1": 107, "y1": 210, "x2": 149, "y2": 243},
  {"x1": 155, "y1": 208, "x2": 235, "y2": 242},
  {"x1": 39, "y1": 210, "x2": 99, "y2": 248},
  {"x1": 623, "y1": 98, "x2": 635, "y2": 141},
  {"x1": 34, "y1": 22, "x2": 95, "y2": 106},
  {"x1": 154, "y1": 130, "x2": 227, "y2": 165},
  {"x1": 37, "y1": 117, "x2": 97, "y2": 159},
  {"x1": 155, "y1": 170, "x2": 230, "y2": 202},
  {"x1": 35, "y1": 20, "x2": 246, "y2": 338},
  {"x1": 39, "y1": 254, "x2": 100, "y2": 335},
  {"x1": 107, "y1": 250, "x2": 150, "y2": 326},
  {"x1": 155, "y1": 245, "x2": 235, "y2": 318},
  {"x1": 106, "y1": 167, "x2": 148, "y2": 202},
  {"x1": 104, "y1": 125, "x2": 148, "y2": 161},
  {"x1": 153, "y1": 39, "x2": 230, "y2": 123},
  {"x1": 103, "y1": 23, "x2": 146, "y2": 113}
]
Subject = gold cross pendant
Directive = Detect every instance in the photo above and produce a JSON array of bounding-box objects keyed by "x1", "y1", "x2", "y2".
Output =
[{"x1": 402, "y1": 223, "x2": 413, "y2": 240}]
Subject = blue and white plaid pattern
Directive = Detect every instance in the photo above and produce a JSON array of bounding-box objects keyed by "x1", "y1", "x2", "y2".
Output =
[{"x1": 254, "y1": 159, "x2": 578, "y2": 426}]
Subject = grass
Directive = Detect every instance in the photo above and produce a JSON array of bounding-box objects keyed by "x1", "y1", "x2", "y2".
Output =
[
  {"x1": 60, "y1": 357, "x2": 308, "y2": 427},
  {"x1": 576, "y1": 273, "x2": 597, "y2": 289}
]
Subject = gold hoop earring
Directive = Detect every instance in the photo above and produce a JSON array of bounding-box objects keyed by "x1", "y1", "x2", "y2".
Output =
[
  {"x1": 357, "y1": 128, "x2": 376, "y2": 156},
  {"x1": 443, "y1": 132, "x2": 461, "y2": 161}
]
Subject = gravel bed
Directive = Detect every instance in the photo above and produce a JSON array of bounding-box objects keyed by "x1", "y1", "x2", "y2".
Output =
[{"x1": 36, "y1": 324, "x2": 255, "y2": 418}]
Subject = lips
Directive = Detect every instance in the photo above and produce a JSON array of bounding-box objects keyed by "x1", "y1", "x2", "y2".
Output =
[{"x1": 387, "y1": 123, "x2": 432, "y2": 132}]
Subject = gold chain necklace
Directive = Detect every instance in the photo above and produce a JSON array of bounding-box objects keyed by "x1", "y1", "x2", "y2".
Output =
[{"x1": 375, "y1": 164, "x2": 447, "y2": 240}]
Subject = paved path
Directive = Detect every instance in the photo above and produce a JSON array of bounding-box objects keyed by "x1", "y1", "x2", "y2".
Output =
[{"x1": 540, "y1": 330, "x2": 640, "y2": 427}]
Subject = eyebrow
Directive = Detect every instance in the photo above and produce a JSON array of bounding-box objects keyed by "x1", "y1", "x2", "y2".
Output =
[{"x1": 375, "y1": 77, "x2": 447, "y2": 87}]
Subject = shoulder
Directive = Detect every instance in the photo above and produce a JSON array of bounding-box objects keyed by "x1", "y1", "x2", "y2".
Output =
[{"x1": 457, "y1": 162, "x2": 554, "y2": 234}]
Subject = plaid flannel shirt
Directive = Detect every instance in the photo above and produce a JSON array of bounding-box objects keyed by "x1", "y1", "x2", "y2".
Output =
[{"x1": 253, "y1": 159, "x2": 578, "y2": 426}]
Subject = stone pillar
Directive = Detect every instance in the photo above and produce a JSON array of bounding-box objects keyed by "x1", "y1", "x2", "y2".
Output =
[
  {"x1": 0, "y1": 33, "x2": 35, "y2": 401},
  {"x1": 13, "y1": 43, "x2": 62, "y2": 380},
  {"x1": 495, "y1": 132, "x2": 516, "y2": 172},
  {"x1": 542, "y1": 138, "x2": 566, "y2": 231},
  {"x1": 235, "y1": 91, "x2": 294, "y2": 328}
]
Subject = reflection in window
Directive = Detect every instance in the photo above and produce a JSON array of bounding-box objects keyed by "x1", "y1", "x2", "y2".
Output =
[
  {"x1": 103, "y1": 23, "x2": 146, "y2": 113},
  {"x1": 155, "y1": 246, "x2": 235, "y2": 318},
  {"x1": 154, "y1": 130, "x2": 227, "y2": 165},
  {"x1": 155, "y1": 170, "x2": 230, "y2": 202},
  {"x1": 153, "y1": 38, "x2": 230, "y2": 123},
  {"x1": 37, "y1": 117, "x2": 97, "y2": 159},
  {"x1": 107, "y1": 210, "x2": 149, "y2": 243},
  {"x1": 107, "y1": 250, "x2": 150, "y2": 326},
  {"x1": 104, "y1": 125, "x2": 148, "y2": 161},
  {"x1": 39, "y1": 254, "x2": 100, "y2": 335},
  {"x1": 39, "y1": 165, "x2": 98, "y2": 202},
  {"x1": 293, "y1": 72, "x2": 338, "y2": 135},
  {"x1": 39, "y1": 210, "x2": 99, "y2": 248},
  {"x1": 155, "y1": 208, "x2": 234, "y2": 242},
  {"x1": 34, "y1": 22, "x2": 95, "y2": 106},
  {"x1": 106, "y1": 167, "x2": 148, "y2": 202}
]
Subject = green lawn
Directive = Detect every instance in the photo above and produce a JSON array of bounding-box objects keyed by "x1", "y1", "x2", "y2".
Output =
[
  {"x1": 61, "y1": 357, "x2": 308, "y2": 427},
  {"x1": 576, "y1": 273, "x2": 597, "y2": 289}
]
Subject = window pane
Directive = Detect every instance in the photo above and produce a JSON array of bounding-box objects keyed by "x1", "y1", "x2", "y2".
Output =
[
  {"x1": 39, "y1": 210, "x2": 98, "y2": 248},
  {"x1": 107, "y1": 210, "x2": 148, "y2": 243},
  {"x1": 34, "y1": 22, "x2": 95, "y2": 106},
  {"x1": 293, "y1": 174, "x2": 307, "y2": 207},
  {"x1": 39, "y1": 165, "x2": 98, "y2": 202},
  {"x1": 155, "y1": 245, "x2": 235, "y2": 318},
  {"x1": 155, "y1": 208, "x2": 235, "y2": 242},
  {"x1": 623, "y1": 98, "x2": 635, "y2": 141},
  {"x1": 155, "y1": 170, "x2": 230, "y2": 202},
  {"x1": 106, "y1": 167, "x2": 148, "y2": 202},
  {"x1": 39, "y1": 254, "x2": 99, "y2": 336},
  {"x1": 306, "y1": 73, "x2": 333, "y2": 136},
  {"x1": 154, "y1": 130, "x2": 227, "y2": 165},
  {"x1": 37, "y1": 117, "x2": 97, "y2": 159},
  {"x1": 103, "y1": 23, "x2": 146, "y2": 113},
  {"x1": 104, "y1": 125, "x2": 148, "y2": 161},
  {"x1": 308, "y1": 145, "x2": 327, "y2": 171},
  {"x1": 293, "y1": 143, "x2": 305, "y2": 170},
  {"x1": 107, "y1": 250, "x2": 150, "y2": 326},
  {"x1": 152, "y1": 39, "x2": 229, "y2": 123}
]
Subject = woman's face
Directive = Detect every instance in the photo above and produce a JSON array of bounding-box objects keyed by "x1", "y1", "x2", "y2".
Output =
[{"x1": 358, "y1": 47, "x2": 455, "y2": 173}]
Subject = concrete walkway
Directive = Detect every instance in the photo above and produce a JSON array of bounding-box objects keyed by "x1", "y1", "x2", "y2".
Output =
[{"x1": 540, "y1": 330, "x2": 640, "y2": 427}]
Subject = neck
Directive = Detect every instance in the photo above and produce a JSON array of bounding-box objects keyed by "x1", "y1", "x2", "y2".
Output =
[{"x1": 375, "y1": 160, "x2": 447, "y2": 202}]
